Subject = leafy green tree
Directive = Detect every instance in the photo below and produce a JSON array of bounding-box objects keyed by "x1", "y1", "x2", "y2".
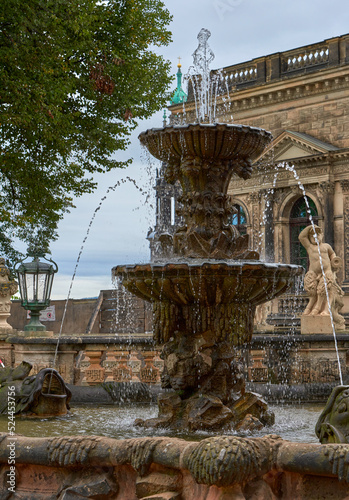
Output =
[{"x1": 0, "y1": 0, "x2": 172, "y2": 263}]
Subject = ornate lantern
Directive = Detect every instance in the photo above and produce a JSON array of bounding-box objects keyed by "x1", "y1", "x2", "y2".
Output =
[{"x1": 15, "y1": 250, "x2": 58, "y2": 331}]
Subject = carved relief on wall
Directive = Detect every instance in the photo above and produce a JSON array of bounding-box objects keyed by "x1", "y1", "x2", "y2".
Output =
[
  {"x1": 291, "y1": 357, "x2": 342, "y2": 384},
  {"x1": 316, "y1": 181, "x2": 335, "y2": 209}
]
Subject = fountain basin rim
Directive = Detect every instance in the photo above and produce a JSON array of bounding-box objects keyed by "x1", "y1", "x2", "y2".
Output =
[
  {"x1": 138, "y1": 122, "x2": 273, "y2": 140},
  {"x1": 113, "y1": 260, "x2": 303, "y2": 275}
]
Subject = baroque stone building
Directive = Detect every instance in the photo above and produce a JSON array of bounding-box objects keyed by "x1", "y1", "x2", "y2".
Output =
[{"x1": 166, "y1": 33, "x2": 349, "y2": 323}]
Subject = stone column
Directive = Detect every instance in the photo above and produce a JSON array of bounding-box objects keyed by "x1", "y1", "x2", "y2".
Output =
[
  {"x1": 333, "y1": 181, "x2": 344, "y2": 283},
  {"x1": 83, "y1": 350, "x2": 105, "y2": 386},
  {"x1": 272, "y1": 189, "x2": 286, "y2": 263},
  {"x1": 317, "y1": 181, "x2": 335, "y2": 248},
  {"x1": 248, "y1": 192, "x2": 261, "y2": 254},
  {"x1": 341, "y1": 180, "x2": 349, "y2": 289},
  {"x1": 261, "y1": 190, "x2": 275, "y2": 262}
]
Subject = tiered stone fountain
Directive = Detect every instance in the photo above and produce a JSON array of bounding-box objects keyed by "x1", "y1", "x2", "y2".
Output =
[
  {"x1": 2, "y1": 32, "x2": 349, "y2": 500},
  {"x1": 114, "y1": 122, "x2": 302, "y2": 431}
]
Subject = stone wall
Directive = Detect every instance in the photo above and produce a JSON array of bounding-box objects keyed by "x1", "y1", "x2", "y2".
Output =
[
  {"x1": 2, "y1": 329, "x2": 347, "y2": 394},
  {"x1": 222, "y1": 69, "x2": 349, "y2": 149},
  {"x1": 8, "y1": 298, "x2": 100, "y2": 335},
  {"x1": 1, "y1": 433, "x2": 349, "y2": 499},
  {"x1": 7, "y1": 289, "x2": 152, "y2": 335}
]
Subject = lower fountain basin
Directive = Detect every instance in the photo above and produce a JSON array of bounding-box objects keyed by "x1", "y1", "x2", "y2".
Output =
[
  {"x1": 114, "y1": 260, "x2": 302, "y2": 306},
  {"x1": 114, "y1": 260, "x2": 303, "y2": 347}
]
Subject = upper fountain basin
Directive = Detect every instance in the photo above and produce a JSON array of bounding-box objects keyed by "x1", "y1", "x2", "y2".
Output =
[{"x1": 138, "y1": 123, "x2": 272, "y2": 166}]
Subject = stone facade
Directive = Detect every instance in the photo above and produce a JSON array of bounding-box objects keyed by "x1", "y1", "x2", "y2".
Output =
[{"x1": 169, "y1": 33, "x2": 349, "y2": 322}]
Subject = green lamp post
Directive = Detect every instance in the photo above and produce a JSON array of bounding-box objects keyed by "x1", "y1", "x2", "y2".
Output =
[{"x1": 15, "y1": 250, "x2": 58, "y2": 332}]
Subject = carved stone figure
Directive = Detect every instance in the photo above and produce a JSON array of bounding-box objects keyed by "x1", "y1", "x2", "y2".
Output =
[
  {"x1": 299, "y1": 225, "x2": 346, "y2": 330},
  {"x1": 0, "y1": 361, "x2": 71, "y2": 417},
  {"x1": 316, "y1": 385, "x2": 349, "y2": 443},
  {"x1": 0, "y1": 258, "x2": 18, "y2": 331}
]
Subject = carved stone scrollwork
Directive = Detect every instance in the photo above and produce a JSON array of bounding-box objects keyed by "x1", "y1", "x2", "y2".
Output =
[
  {"x1": 290, "y1": 184, "x2": 301, "y2": 196},
  {"x1": 316, "y1": 181, "x2": 335, "y2": 209},
  {"x1": 47, "y1": 436, "x2": 101, "y2": 466},
  {"x1": 340, "y1": 180, "x2": 349, "y2": 193},
  {"x1": 323, "y1": 444, "x2": 349, "y2": 481},
  {"x1": 318, "y1": 181, "x2": 336, "y2": 194},
  {"x1": 272, "y1": 188, "x2": 287, "y2": 206},
  {"x1": 248, "y1": 191, "x2": 261, "y2": 204}
]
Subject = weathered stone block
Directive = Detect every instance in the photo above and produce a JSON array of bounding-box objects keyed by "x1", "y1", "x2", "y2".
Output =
[
  {"x1": 301, "y1": 315, "x2": 343, "y2": 334},
  {"x1": 136, "y1": 472, "x2": 182, "y2": 498}
]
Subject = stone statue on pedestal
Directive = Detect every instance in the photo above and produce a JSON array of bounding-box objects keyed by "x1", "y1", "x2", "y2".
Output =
[
  {"x1": 299, "y1": 225, "x2": 345, "y2": 332},
  {"x1": 0, "y1": 258, "x2": 18, "y2": 332}
]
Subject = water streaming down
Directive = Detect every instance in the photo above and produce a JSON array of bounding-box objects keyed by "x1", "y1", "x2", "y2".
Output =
[
  {"x1": 113, "y1": 30, "x2": 303, "y2": 432},
  {"x1": 273, "y1": 161, "x2": 344, "y2": 385},
  {"x1": 48, "y1": 176, "x2": 152, "y2": 390},
  {"x1": 182, "y1": 28, "x2": 231, "y2": 124}
]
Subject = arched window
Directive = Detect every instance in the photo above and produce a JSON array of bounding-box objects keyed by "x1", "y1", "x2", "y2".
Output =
[
  {"x1": 231, "y1": 204, "x2": 247, "y2": 235},
  {"x1": 289, "y1": 196, "x2": 318, "y2": 269}
]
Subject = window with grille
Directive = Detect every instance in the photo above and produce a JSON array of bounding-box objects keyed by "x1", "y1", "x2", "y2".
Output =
[
  {"x1": 289, "y1": 196, "x2": 318, "y2": 270},
  {"x1": 230, "y1": 204, "x2": 247, "y2": 234}
]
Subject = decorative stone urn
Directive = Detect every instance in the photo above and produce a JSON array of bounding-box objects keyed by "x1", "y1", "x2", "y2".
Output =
[
  {"x1": 0, "y1": 258, "x2": 18, "y2": 332},
  {"x1": 114, "y1": 123, "x2": 303, "y2": 431}
]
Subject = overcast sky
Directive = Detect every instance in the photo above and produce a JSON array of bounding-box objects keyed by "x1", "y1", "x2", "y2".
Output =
[{"x1": 46, "y1": 0, "x2": 349, "y2": 299}]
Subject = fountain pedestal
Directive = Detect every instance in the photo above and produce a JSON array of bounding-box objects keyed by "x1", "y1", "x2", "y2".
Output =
[{"x1": 114, "y1": 123, "x2": 302, "y2": 431}]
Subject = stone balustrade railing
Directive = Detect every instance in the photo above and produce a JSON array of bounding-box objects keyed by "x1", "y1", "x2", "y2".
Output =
[
  {"x1": 182, "y1": 33, "x2": 349, "y2": 103},
  {"x1": 278, "y1": 293, "x2": 308, "y2": 314},
  {"x1": 223, "y1": 63, "x2": 257, "y2": 87},
  {"x1": 282, "y1": 43, "x2": 329, "y2": 73},
  {"x1": 80, "y1": 348, "x2": 163, "y2": 386}
]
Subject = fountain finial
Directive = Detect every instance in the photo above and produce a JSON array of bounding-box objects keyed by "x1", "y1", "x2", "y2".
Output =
[
  {"x1": 192, "y1": 28, "x2": 215, "y2": 75},
  {"x1": 186, "y1": 28, "x2": 217, "y2": 122}
]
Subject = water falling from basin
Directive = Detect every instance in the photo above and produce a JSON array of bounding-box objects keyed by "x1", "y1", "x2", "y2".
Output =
[{"x1": 113, "y1": 44, "x2": 303, "y2": 430}]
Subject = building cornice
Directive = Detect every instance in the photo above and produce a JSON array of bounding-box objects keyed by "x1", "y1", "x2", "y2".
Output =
[{"x1": 228, "y1": 150, "x2": 349, "y2": 194}]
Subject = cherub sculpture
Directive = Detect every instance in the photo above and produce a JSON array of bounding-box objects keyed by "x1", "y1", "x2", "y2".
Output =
[{"x1": 298, "y1": 225, "x2": 345, "y2": 330}]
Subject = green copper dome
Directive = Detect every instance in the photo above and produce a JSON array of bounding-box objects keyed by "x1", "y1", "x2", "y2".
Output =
[{"x1": 170, "y1": 62, "x2": 187, "y2": 105}]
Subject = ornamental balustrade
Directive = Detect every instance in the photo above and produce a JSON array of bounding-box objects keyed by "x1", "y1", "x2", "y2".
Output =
[
  {"x1": 278, "y1": 294, "x2": 308, "y2": 314},
  {"x1": 281, "y1": 44, "x2": 329, "y2": 73},
  {"x1": 180, "y1": 35, "x2": 349, "y2": 100}
]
